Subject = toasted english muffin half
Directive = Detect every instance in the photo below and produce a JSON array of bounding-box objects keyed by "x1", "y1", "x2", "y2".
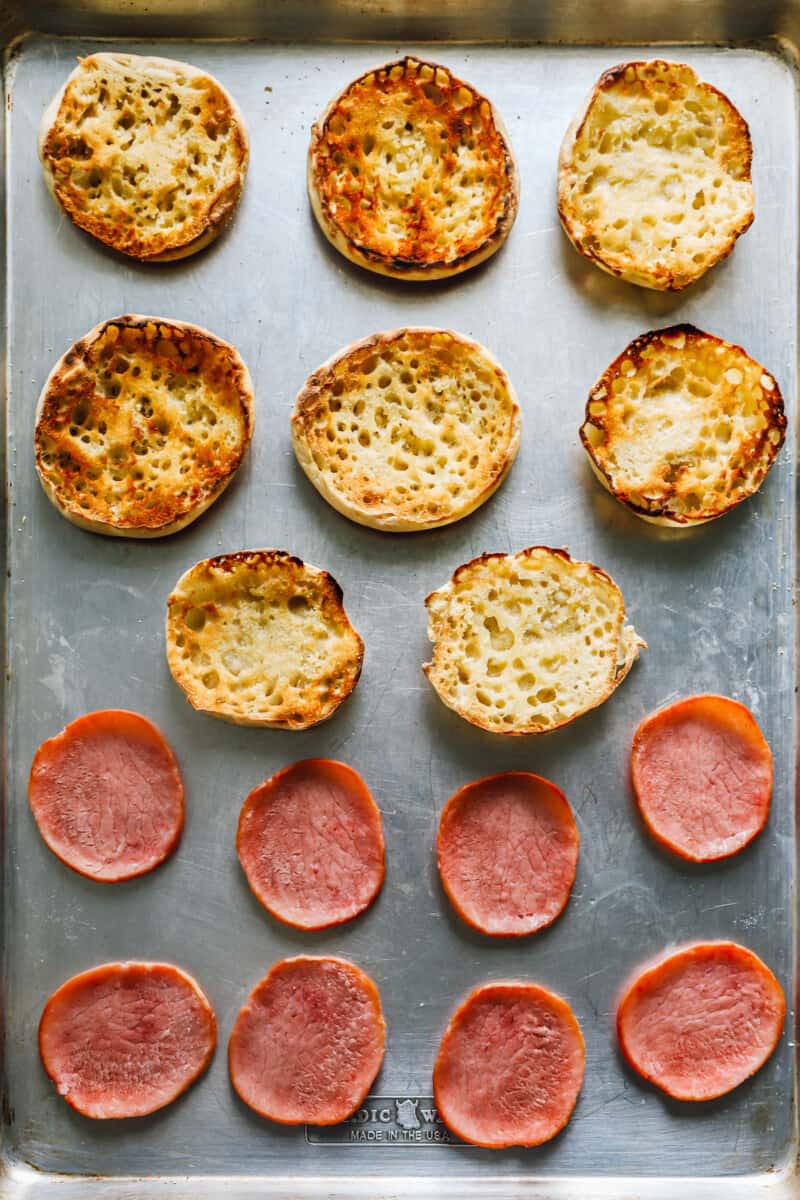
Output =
[
  {"x1": 166, "y1": 551, "x2": 364, "y2": 729},
  {"x1": 424, "y1": 546, "x2": 644, "y2": 735},
  {"x1": 581, "y1": 325, "x2": 786, "y2": 526},
  {"x1": 308, "y1": 56, "x2": 519, "y2": 280},
  {"x1": 34, "y1": 316, "x2": 254, "y2": 538},
  {"x1": 291, "y1": 327, "x2": 521, "y2": 532},
  {"x1": 39, "y1": 52, "x2": 248, "y2": 261},
  {"x1": 558, "y1": 60, "x2": 753, "y2": 290}
]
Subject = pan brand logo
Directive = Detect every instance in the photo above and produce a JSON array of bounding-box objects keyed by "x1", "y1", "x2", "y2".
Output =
[{"x1": 305, "y1": 1096, "x2": 458, "y2": 1145}]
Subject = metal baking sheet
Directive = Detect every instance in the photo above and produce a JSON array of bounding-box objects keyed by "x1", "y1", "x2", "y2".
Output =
[{"x1": 2, "y1": 28, "x2": 798, "y2": 1200}]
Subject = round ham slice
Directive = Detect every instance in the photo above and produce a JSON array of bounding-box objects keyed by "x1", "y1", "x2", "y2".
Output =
[
  {"x1": 631, "y1": 695, "x2": 772, "y2": 862},
  {"x1": 228, "y1": 956, "x2": 385, "y2": 1124},
  {"x1": 436, "y1": 772, "x2": 579, "y2": 936},
  {"x1": 236, "y1": 759, "x2": 384, "y2": 930},
  {"x1": 29, "y1": 710, "x2": 184, "y2": 882},
  {"x1": 39, "y1": 961, "x2": 216, "y2": 1118},
  {"x1": 617, "y1": 942, "x2": 785, "y2": 1101},
  {"x1": 433, "y1": 982, "x2": 585, "y2": 1147}
]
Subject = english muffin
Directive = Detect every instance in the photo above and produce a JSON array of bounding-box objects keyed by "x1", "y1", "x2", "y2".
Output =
[
  {"x1": 308, "y1": 56, "x2": 518, "y2": 280},
  {"x1": 581, "y1": 325, "x2": 786, "y2": 526},
  {"x1": 34, "y1": 316, "x2": 254, "y2": 538},
  {"x1": 39, "y1": 52, "x2": 248, "y2": 261},
  {"x1": 424, "y1": 546, "x2": 644, "y2": 735},
  {"x1": 291, "y1": 327, "x2": 521, "y2": 531},
  {"x1": 558, "y1": 60, "x2": 753, "y2": 290},
  {"x1": 166, "y1": 551, "x2": 363, "y2": 729}
]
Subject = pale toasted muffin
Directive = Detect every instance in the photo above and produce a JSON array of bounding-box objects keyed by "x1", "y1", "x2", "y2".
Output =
[
  {"x1": 291, "y1": 327, "x2": 521, "y2": 532},
  {"x1": 424, "y1": 547, "x2": 644, "y2": 735},
  {"x1": 308, "y1": 56, "x2": 518, "y2": 280},
  {"x1": 34, "y1": 316, "x2": 253, "y2": 538},
  {"x1": 581, "y1": 325, "x2": 786, "y2": 526},
  {"x1": 166, "y1": 551, "x2": 364, "y2": 729},
  {"x1": 558, "y1": 60, "x2": 753, "y2": 290},
  {"x1": 39, "y1": 52, "x2": 248, "y2": 261}
]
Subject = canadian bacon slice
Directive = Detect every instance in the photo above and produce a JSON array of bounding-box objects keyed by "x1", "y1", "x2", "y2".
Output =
[
  {"x1": 228, "y1": 956, "x2": 385, "y2": 1125},
  {"x1": 617, "y1": 942, "x2": 785, "y2": 1100},
  {"x1": 433, "y1": 982, "x2": 585, "y2": 1147},
  {"x1": 29, "y1": 709, "x2": 184, "y2": 882},
  {"x1": 236, "y1": 759, "x2": 385, "y2": 930},
  {"x1": 436, "y1": 771, "x2": 579, "y2": 936},
  {"x1": 39, "y1": 961, "x2": 216, "y2": 1118},
  {"x1": 631, "y1": 694, "x2": 772, "y2": 861}
]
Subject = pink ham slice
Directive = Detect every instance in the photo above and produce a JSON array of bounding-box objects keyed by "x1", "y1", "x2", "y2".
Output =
[
  {"x1": 436, "y1": 772, "x2": 579, "y2": 936},
  {"x1": 617, "y1": 942, "x2": 785, "y2": 1101},
  {"x1": 228, "y1": 956, "x2": 385, "y2": 1125},
  {"x1": 434, "y1": 982, "x2": 585, "y2": 1147},
  {"x1": 236, "y1": 759, "x2": 384, "y2": 930},
  {"x1": 39, "y1": 962, "x2": 216, "y2": 1118},
  {"x1": 29, "y1": 710, "x2": 184, "y2": 882},
  {"x1": 631, "y1": 694, "x2": 772, "y2": 862}
]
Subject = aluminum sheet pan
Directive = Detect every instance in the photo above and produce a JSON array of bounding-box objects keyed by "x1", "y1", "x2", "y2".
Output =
[{"x1": 3, "y1": 34, "x2": 798, "y2": 1198}]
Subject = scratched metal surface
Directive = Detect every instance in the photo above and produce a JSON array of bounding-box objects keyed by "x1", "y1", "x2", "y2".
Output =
[{"x1": 1, "y1": 34, "x2": 797, "y2": 1198}]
